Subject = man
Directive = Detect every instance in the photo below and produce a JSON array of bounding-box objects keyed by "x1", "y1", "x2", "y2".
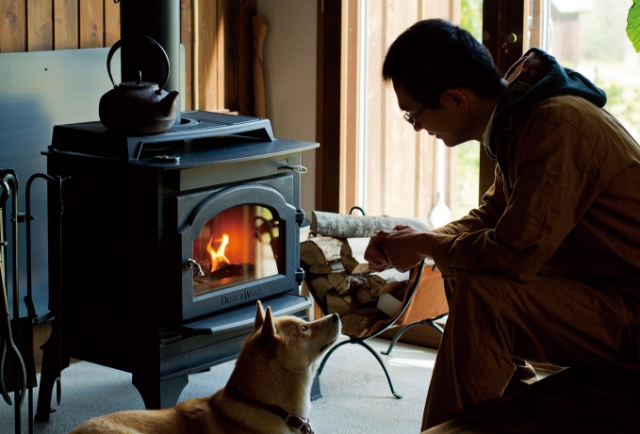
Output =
[{"x1": 364, "y1": 18, "x2": 640, "y2": 430}]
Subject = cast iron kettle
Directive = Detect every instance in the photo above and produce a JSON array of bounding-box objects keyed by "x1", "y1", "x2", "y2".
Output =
[{"x1": 99, "y1": 34, "x2": 179, "y2": 136}]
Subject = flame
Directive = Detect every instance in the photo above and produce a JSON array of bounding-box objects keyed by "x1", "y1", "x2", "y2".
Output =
[{"x1": 207, "y1": 233, "x2": 231, "y2": 272}]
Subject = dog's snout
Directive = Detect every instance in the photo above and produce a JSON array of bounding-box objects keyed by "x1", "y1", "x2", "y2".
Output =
[{"x1": 330, "y1": 313, "x2": 340, "y2": 323}]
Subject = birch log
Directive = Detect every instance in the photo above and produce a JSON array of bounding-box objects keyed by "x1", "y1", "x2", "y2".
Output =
[{"x1": 311, "y1": 211, "x2": 433, "y2": 238}]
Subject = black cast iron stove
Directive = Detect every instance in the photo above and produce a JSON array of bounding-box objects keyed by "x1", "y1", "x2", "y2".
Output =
[{"x1": 36, "y1": 111, "x2": 317, "y2": 418}]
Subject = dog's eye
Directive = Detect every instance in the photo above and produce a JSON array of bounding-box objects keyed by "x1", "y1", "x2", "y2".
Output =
[{"x1": 301, "y1": 325, "x2": 308, "y2": 332}]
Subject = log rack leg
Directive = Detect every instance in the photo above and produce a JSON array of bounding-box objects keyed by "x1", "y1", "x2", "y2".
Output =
[
  {"x1": 381, "y1": 314, "x2": 447, "y2": 356},
  {"x1": 357, "y1": 340, "x2": 402, "y2": 399}
]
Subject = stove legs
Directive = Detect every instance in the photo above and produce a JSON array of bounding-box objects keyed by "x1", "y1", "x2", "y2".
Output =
[
  {"x1": 35, "y1": 325, "x2": 70, "y2": 422},
  {"x1": 132, "y1": 370, "x2": 189, "y2": 409}
]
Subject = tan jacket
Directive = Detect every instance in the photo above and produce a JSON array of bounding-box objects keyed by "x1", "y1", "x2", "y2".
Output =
[{"x1": 432, "y1": 95, "x2": 640, "y2": 284}]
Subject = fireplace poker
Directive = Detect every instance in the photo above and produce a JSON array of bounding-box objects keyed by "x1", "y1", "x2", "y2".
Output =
[
  {"x1": 25, "y1": 173, "x2": 67, "y2": 434},
  {"x1": 0, "y1": 170, "x2": 27, "y2": 434}
]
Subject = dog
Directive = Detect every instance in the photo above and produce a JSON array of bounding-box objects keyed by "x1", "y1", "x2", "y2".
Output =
[{"x1": 68, "y1": 301, "x2": 341, "y2": 434}]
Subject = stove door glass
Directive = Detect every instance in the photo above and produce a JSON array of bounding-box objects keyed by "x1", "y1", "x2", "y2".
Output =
[{"x1": 192, "y1": 205, "x2": 281, "y2": 297}]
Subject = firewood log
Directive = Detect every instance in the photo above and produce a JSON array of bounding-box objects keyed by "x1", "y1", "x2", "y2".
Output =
[
  {"x1": 327, "y1": 272, "x2": 349, "y2": 295},
  {"x1": 340, "y1": 238, "x2": 372, "y2": 274},
  {"x1": 309, "y1": 275, "x2": 333, "y2": 303},
  {"x1": 326, "y1": 290, "x2": 359, "y2": 316},
  {"x1": 309, "y1": 260, "x2": 345, "y2": 275},
  {"x1": 300, "y1": 236, "x2": 344, "y2": 265},
  {"x1": 301, "y1": 237, "x2": 345, "y2": 274},
  {"x1": 365, "y1": 268, "x2": 410, "y2": 298},
  {"x1": 311, "y1": 211, "x2": 433, "y2": 238},
  {"x1": 340, "y1": 307, "x2": 384, "y2": 338},
  {"x1": 356, "y1": 286, "x2": 375, "y2": 304}
]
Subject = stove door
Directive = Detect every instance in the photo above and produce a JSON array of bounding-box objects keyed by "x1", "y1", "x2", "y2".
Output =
[{"x1": 178, "y1": 183, "x2": 301, "y2": 320}]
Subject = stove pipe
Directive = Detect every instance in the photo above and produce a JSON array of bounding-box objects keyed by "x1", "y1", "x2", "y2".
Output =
[{"x1": 119, "y1": 0, "x2": 182, "y2": 125}]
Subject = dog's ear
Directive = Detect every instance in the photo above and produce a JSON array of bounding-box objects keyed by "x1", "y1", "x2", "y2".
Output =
[
  {"x1": 260, "y1": 306, "x2": 277, "y2": 339},
  {"x1": 254, "y1": 300, "x2": 265, "y2": 332}
]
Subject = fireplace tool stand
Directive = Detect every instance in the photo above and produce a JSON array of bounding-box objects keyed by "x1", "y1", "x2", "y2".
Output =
[
  {"x1": 0, "y1": 170, "x2": 27, "y2": 434},
  {"x1": 0, "y1": 171, "x2": 60, "y2": 434}
]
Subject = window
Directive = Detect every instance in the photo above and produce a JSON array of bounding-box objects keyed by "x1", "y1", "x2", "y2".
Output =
[
  {"x1": 528, "y1": 0, "x2": 640, "y2": 141},
  {"x1": 321, "y1": 1, "x2": 637, "y2": 222},
  {"x1": 339, "y1": 1, "x2": 483, "y2": 226}
]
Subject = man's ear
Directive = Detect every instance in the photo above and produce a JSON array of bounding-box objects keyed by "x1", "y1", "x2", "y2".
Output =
[{"x1": 441, "y1": 89, "x2": 470, "y2": 113}]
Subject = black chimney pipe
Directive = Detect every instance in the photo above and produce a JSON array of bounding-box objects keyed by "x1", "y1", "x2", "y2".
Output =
[{"x1": 119, "y1": 0, "x2": 182, "y2": 125}]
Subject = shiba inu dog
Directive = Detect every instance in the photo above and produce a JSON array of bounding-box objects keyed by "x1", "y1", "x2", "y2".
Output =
[{"x1": 68, "y1": 301, "x2": 341, "y2": 434}]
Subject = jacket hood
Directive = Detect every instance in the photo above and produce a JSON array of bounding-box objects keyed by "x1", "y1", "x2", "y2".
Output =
[{"x1": 487, "y1": 48, "x2": 607, "y2": 158}]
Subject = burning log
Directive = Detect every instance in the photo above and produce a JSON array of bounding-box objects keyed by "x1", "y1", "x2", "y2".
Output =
[{"x1": 209, "y1": 263, "x2": 255, "y2": 281}]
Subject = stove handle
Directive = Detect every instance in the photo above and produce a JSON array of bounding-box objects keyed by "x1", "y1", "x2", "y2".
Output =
[
  {"x1": 185, "y1": 258, "x2": 205, "y2": 277},
  {"x1": 277, "y1": 165, "x2": 307, "y2": 174}
]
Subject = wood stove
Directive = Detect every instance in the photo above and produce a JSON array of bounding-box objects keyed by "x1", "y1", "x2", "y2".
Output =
[{"x1": 36, "y1": 111, "x2": 317, "y2": 418}]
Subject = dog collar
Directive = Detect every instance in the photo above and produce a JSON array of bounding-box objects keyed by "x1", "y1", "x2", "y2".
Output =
[{"x1": 227, "y1": 388, "x2": 314, "y2": 434}]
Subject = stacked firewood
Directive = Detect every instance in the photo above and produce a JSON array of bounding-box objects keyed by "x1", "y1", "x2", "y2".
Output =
[{"x1": 301, "y1": 211, "x2": 433, "y2": 338}]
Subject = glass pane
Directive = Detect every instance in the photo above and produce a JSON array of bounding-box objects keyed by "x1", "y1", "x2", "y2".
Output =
[
  {"x1": 528, "y1": 0, "x2": 639, "y2": 140},
  {"x1": 454, "y1": 0, "x2": 484, "y2": 220},
  {"x1": 357, "y1": 0, "x2": 482, "y2": 224},
  {"x1": 191, "y1": 205, "x2": 281, "y2": 297}
]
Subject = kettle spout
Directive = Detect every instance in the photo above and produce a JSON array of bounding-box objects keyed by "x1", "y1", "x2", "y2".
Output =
[{"x1": 160, "y1": 90, "x2": 180, "y2": 118}]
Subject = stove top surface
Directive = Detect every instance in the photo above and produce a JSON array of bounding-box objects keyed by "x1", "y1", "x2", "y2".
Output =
[{"x1": 46, "y1": 111, "x2": 319, "y2": 165}]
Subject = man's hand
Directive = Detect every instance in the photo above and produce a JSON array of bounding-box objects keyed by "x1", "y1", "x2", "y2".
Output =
[{"x1": 364, "y1": 225, "x2": 436, "y2": 272}]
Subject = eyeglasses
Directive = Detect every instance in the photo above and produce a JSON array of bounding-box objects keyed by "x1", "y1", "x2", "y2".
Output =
[{"x1": 403, "y1": 105, "x2": 427, "y2": 126}]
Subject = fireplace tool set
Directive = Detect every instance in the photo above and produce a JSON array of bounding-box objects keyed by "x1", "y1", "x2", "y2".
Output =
[{"x1": 1, "y1": 169, "x2": 66, "y2": 434}]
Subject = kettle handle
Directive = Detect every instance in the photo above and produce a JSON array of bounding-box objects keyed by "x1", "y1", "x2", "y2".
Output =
[{"x1": 106, "y1": 34, "x2": 171, "y2": 90}]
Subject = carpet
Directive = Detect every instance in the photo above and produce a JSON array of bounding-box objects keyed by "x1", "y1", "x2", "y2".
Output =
[{"x1": 1, "y1": 337, "x2": 437, "y2": 434}]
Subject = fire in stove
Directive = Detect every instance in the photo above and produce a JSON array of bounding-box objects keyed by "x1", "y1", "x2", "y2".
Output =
[{"x1": 191, "y1": 205, "x2": 282, "y2": 296}]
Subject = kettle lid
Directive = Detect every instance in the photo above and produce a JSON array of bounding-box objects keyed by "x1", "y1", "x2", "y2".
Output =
[{"x1": 117, "y1": 70, "x2": 159, "y2": 91}]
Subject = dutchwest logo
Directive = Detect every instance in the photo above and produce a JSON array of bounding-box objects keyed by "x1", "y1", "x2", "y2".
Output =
[{"x1": 221, "y1": 288, "x2": 261, "y2": 306}]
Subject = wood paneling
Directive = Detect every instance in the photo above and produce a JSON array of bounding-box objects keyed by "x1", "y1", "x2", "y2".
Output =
[
  {"x1": 236, "y1": 0, "x2": 256, "y2": 115},
  {"x1": 1, "y1": 0, "x2": 27, "y2": 52},
  {"x1": 27, "y1": 0, "x2": 52, "y2": 51},
  {"x1": 0, "y1": 0, "x2": 255, "y2": 115},
  {"x1": 53, "y1": 0, "x2": 78, "y2": 50},
  {"x1": 79, "y1": 0, "x2": 103, "y2": 49},
  {"x1": 180, "y1": 0, "x2": 193, "y2": 110},
  {"x1": 216, "y1": 0, "x2": 226, "y2": 109},
  {"x1": 340, "y1": 0, "x2": 359, "y2": 213},
  {"x1": 104, "y1": 0, "x2": 120, "y2": 47},
  {"x1": 198, "y1": 0, "x2": 218, "y2": 111},
  {"x1": 481, "y1": 0, "x2": 525, "y2": 201},
  {"x1": 316, "y1": 0, "x2": 342, "y2": 213}
]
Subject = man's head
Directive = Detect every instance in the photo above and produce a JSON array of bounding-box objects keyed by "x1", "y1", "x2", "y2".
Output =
[
  {"x1": 382, "y1": 19, "x2": 504, "y2": 146},
  {"x1": 382, "y1": 19, "x2": 503, "y2": 109}
]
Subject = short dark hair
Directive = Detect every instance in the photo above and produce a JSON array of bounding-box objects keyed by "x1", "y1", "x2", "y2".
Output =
[{"x1": 382, "y1": 19, "x2": 503, "y2": 108}]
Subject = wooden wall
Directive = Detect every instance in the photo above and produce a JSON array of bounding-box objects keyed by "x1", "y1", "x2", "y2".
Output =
[
  {"x1": 0, "y1": 0, "x2": 120, "y2": 52},
  {"x1": 0, "y1": 0, "x2": 257, "y2": 115}
]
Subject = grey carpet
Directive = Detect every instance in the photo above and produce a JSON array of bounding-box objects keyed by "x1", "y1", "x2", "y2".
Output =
[{"x1": 1, "y1": 337, "x2": 437, "y2": 434}]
